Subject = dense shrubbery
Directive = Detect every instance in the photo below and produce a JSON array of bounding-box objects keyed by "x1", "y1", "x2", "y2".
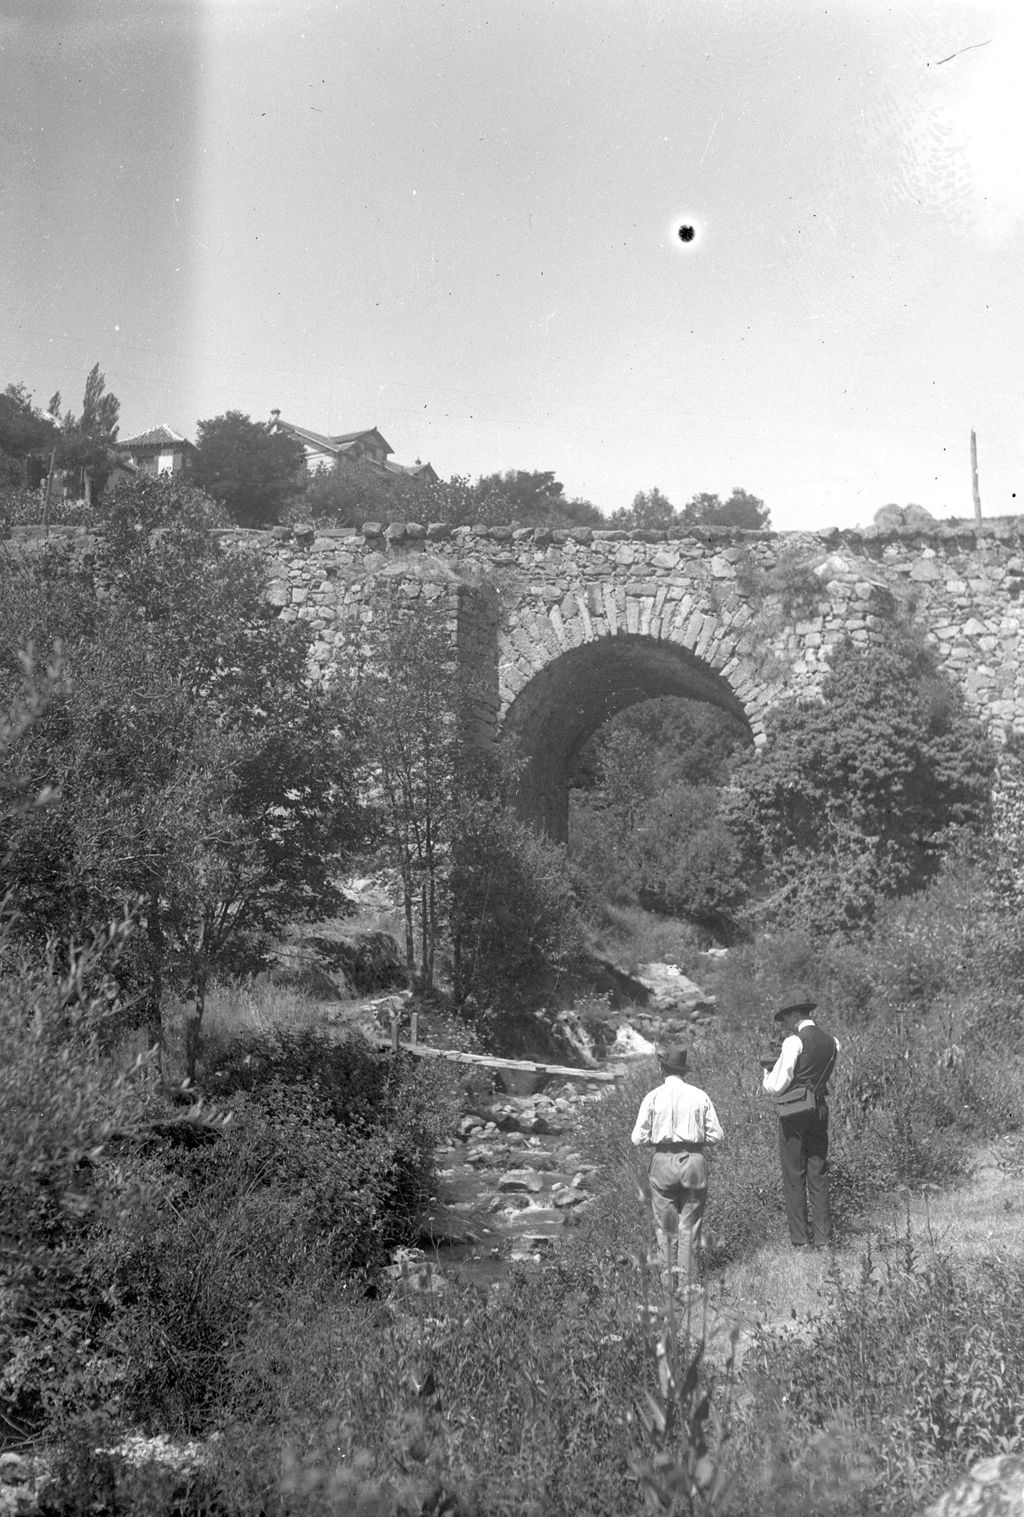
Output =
[
  {"x1": 0, "y1": 978, "x2": 461, "y2": 1443},
  {"x1": 730, "y1": 1253, "x2": 1024, "y2": 1514},
  {"x1": 728, "y1": 634, "x2": 995, "y2": 935},
  {"x1": 0, "y1": 476, "x2": 365, "y2": 1062}
]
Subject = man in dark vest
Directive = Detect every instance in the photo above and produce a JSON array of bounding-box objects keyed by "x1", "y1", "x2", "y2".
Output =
[{"x1": 762, "y1": 988, "x2": 840, "y2": 1249}]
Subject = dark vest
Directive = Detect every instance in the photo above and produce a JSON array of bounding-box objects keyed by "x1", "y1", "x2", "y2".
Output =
[{"x1": 793, "y1": 1022, "x2": 837, "y2": 1093}]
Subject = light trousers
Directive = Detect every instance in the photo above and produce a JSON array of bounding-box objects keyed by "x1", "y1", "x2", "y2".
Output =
[{"x1": 647, "y1": 1150, "x2": 708, "y2": 1299}]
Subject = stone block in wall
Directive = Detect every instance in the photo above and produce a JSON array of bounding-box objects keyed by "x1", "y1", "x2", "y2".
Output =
[{"x1": 362, "y1": 522, "x2": 384, "y2": 538}]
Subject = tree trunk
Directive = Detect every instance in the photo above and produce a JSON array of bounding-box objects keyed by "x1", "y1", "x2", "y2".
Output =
[
  {"x1": 426, "y1": 862, "x2": 436, "y2": 991},
  {"x1": 185, "y1": 968, "x2": 207, "y2": 1084},
  {"x1": 400, "y1": 852, "x2": 415, "y2": 983},
  {"x1": 419, "y1": 877, "x2": 430, "y2": 991},
  {"x1": 145, "y1": 891, "x2": 165, "y2": 1069}
]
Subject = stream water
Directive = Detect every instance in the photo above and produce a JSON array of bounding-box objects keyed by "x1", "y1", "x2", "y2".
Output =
[{"x1": 404, "y1": 1082, "x2": 618, "y2": 1290}]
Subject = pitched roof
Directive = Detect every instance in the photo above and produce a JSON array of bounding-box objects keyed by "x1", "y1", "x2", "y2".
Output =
[
  {"x1": 120, "y1": 425, "x2": 194, "y2": 451},
  {"x1": 272, "y1": 419, "x2": 394, "y2": 457},
  {"x1": 385, "y1": 459, "x2": 438, "y2": 483},
  {"x1": 330, "y1": 428, "x2": 392, "y2": 453}
]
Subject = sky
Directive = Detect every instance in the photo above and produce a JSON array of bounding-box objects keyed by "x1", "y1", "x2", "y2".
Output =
[{"x1": 3, "y1": 0, "x2": 1023, "y2": 531}]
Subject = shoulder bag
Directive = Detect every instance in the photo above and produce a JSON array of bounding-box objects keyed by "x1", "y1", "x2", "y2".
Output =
[{"x1": 773, "y1": 1042, "x2": 838, "y2": 1119}]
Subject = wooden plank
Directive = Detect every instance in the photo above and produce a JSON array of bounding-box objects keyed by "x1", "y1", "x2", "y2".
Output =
[{"x1": 375, "y1": 1039, "x2": 618, "y2": 1083}]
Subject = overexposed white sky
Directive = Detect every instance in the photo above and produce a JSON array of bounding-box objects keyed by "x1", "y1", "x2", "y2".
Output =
[{"x1": 3, "y1": 0, "x2": 1023, "y2": 528}]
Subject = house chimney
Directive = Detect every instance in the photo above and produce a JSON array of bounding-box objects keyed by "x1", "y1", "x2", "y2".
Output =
[{"x1": 269, "y1": 409, "x2": 281, "y2": 427}]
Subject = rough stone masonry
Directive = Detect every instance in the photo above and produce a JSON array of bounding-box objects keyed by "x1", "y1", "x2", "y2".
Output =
[
  {"x1": 243, "y1": 515, "x2": 1024, "y2": 839},
  {"x1": 11, "y1": 516, "x2": 1024, "y2": 839}
]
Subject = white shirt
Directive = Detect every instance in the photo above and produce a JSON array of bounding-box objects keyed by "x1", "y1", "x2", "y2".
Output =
[
  {"x1": 762, "y1": 1019, "x2": 841, "y2": 1095},
  {"x1": 630, "y1": 1075, "x2": 725, "y2": 1147}
]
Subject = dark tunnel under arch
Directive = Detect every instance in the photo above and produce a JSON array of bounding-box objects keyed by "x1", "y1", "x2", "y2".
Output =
[{"x1": 502, "y1": 634, "x2": 754, "y2": 841}]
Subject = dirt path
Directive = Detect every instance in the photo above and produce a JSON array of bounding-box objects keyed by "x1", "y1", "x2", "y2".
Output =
[{"x1": 696, "y1": 1130, "x2": 1024, "y2": 1371}]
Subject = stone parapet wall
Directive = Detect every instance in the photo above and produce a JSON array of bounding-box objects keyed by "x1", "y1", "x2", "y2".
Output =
[
  {"x1": 7, "y1": 518, "x2": 1024, "y2": 819},
  {"x1": 169, "y1": 517, "x2": 1024, "y2": 745}
]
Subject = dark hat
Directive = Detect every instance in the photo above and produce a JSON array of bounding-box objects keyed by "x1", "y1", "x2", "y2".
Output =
[
  {"x1": 774, "y1": 987, "x2": 817, "y2": 1023},
  {"x1": 658, "y1": 1044, "x2": 689, "y2": 1076}
]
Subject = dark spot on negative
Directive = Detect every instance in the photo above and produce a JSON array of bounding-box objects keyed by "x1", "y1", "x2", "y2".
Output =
[{"x1": 678, "y1": 224, "x2": 695, "y2": 243}]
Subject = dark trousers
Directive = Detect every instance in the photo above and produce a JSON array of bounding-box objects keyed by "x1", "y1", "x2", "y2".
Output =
[{"x1": 778, "y1": 1108, "x2": 831, "y2": 1246}]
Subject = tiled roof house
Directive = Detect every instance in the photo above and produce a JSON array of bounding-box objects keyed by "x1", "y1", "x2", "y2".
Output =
[
  {"x1": 268, "y1": 412, "x2": 438, "y2": 485},
  {"x1": 119, "y1": 426, "x2": 197, "y2": 478}
]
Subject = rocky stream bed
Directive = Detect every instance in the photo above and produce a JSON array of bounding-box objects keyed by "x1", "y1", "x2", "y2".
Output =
[{"x1": 388, "y1": 1080, "x2": 615, "y2": 1293}]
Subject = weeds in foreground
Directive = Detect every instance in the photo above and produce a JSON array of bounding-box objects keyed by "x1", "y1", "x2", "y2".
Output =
[{"x1": 8, "y1": 851, "x2": 1024, "y2": 1516}]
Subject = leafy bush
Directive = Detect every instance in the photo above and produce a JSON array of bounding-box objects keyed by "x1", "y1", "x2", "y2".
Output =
[
  {"x1": 0, "y1": 476, "x2": 365, "y2": 1061},
  {"x1": 729, "y1": 634, "x2": 995, "y2": 935},
  {"x1": 204, "y1": 1259, "x2": 717, "y2": 1517},
  {"x1": 0, "y1": 927, "x2": 174, "y2": 1439},
  {"x1": 737, "y1": 1253, "x2": 1024, "y2": 1512},
  {"x1": 100, "y1": 1079, "x2": 417, "y2": 1429}
]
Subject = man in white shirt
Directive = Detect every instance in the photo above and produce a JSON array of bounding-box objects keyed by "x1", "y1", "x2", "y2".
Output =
[
  {"x1": 762, "y1": 988, "x2": 840, "y2": 1249},
  {"x1": 631, "y1": 1044, "x2": 724, "y2": 1303}
]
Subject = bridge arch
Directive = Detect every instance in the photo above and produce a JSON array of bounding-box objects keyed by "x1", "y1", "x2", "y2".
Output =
[{"x1": 497, "y1": 589, "x2": 764, "y2": 839}]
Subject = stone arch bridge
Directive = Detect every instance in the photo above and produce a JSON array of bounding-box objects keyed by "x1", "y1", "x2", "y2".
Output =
[{"x1": 242, "y1": 517, "x2": 1024, "y2": 838}]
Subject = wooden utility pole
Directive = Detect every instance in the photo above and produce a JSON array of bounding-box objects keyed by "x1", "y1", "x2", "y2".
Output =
[
  {"x1": 42, "y1": 445, "x2": 57, "y2": 536},
  {"x1": 970, "y1": 428, "x2": 982, "y2": 526}
]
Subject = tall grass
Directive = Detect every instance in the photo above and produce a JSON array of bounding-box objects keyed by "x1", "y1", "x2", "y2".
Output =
[{"x1": 11, "y1": 854, "x2": 1024, "y2": 1516}]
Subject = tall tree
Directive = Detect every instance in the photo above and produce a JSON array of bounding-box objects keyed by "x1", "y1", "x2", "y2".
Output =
[
  {"x1": 0, "y1": 383, "x2": 57, "y2": 487},
  {"x1": 0, "y1": 474, "x2": 363, "y2": 1065},
  {"x1": 350, "y1": 596, "x2": 471, "y2": 991},
  {"x1": 47, "y1": 364, "x2": 121, "y2": 503},
  {"x1": 193, "y1": 411, "x2": 306, "y2": 526}
]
